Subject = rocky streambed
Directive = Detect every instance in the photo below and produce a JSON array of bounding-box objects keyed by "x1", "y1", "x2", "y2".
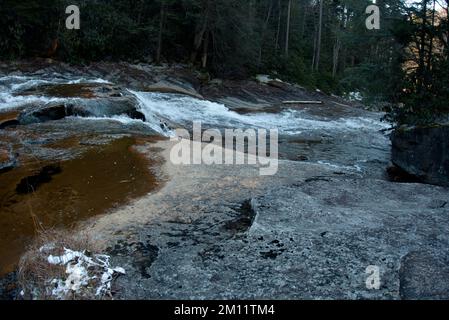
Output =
[{"x1": 1, "y1": 60, "x2": 449, "y2": 299}]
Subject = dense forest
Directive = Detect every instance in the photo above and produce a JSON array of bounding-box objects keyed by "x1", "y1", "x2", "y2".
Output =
[{"x1": 0, "y1": 0, "x2": 448, "y2": 124}]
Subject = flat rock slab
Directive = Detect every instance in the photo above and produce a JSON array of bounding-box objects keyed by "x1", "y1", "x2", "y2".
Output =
[
  {"x1": 248, "y1": 178, "x2": 449, "y2": 299},
  {"x1": 112, "y1": 177, "x2": 449, "y2": 299}
]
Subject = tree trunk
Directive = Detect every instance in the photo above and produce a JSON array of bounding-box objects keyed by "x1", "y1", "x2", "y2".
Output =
[
  {"x1": 201, "y1": 31, "x2": 210, "y2": 68},
  {"x1": 275, "y1": 0, "x2": 282, "y2": 52},
  {"x1": 137, "y1": 0, "x2": 145, "y2": 25},
  {"x1": 312, "y1": 24, "x2": 317, "y2": 69},
  {"x1": 446, "y1": 1, "x2": 449, "y2": 60},
  {"x1": 258, "y1": 0, "x2": 274, "y2": 66},
  {"x1": 248, "y1": 0, "x2": 255, "y2": 34},
  {"x1": 314, "y1": 0, "x2": 324, "y2": 71},
  {"x1": 156, "y1": 1, "x2": 166, "y2": 64},
  {"x1": 300, "y1": 1, "x2": 307, "y2": 39},
  {"x1": 427, "y1": 0, "x2": 436, "y2": 74},
  {"x1": 191, "y1": 0, "x2": 210, "y2": 64},
  {"x1": 332, "y1": 37, "x2": 341, "y2": 78},
  {"x1": 417, "y1": 0, "x2": 429, "y2": 92},
  {"x1": 285, "y1": 0, "x2": 292, "y2": 57}
]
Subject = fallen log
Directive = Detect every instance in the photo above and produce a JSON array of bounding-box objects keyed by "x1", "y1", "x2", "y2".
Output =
[
  {"x1": 332, "y1": 101, "x2": 352, "y2": 108},
  {"x1": 282, "y1": 100, "x2": 323, "y2": 105}
]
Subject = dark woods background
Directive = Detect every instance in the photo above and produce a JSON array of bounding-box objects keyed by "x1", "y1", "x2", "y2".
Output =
[{"x1": 0, "y1": 0, "x2": 448, "y2": 125}]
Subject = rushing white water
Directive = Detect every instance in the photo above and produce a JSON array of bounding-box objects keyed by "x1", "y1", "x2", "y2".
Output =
[
  {"x1": 0, "y1": 75, "x2": 388, "y2": 136},
  {"x1": 0, "y1": 75, "x2": 390, "y2": 175},
  {"x1": 69, "y1": 115, "x2": 149, "y2": 127},
  {"x1": 0, "y1": 92, "x2": 62, "y2": 111},
  {"x1": 127, "y1": 90, "x2": 391, "y2": 175},
  {"x1": 0, "y1": 75, "x2": 111, "y2": 111},
  {"x1": 130, "y1": 91, "x2": 389, "y2": 136}
]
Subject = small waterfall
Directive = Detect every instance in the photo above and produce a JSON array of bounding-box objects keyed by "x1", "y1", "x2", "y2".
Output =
[
  {"x1": 0, "y1": 75, "x2": 111, "y2": 112},
  {"x1": 129, "y1": 90, "x2": 390, "y2": 135}
]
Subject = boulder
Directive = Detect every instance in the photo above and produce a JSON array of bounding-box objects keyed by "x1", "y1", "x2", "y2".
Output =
[
  {"x1": 17, "y1": 96, "x2": 142, "y2": 125},
  {"x1": 144, "y1": 80, "x2": 204, "y2": 100},
  {"x1": 391, "y1": 124, "x2": 449, "y2": 187},
  {"x1": 69, "y1": 98, "x2": 139, "y2": 118},
  {"x1": 18, "y1": 103, "x2": 72, "y2": 124},
  {"x1": 125, "y1": 109, "x2": 146, "y2": 121}
]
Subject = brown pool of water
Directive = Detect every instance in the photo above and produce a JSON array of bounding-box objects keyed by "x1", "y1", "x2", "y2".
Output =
[{"x1": 0, "y1": 136, "x2": 161, "y2": 275}]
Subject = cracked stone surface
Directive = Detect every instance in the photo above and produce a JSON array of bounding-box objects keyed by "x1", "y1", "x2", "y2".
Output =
[{"x1": 99, "y1": 141, "x2": 449, "y2": 300}]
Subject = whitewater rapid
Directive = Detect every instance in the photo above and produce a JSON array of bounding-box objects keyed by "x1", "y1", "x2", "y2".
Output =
[
  {"x1": 0, "y1": 75, "x2": 391, "y2": 174},
  {"x1": 130, "y1": 91, "x2": 390, "y2": 137},
  {"x1": 0, "y1": 75, "x2": 389, "y2": 137},
  {"x1": 0, "y1": 75, "x2": 110, "y2": 111}
]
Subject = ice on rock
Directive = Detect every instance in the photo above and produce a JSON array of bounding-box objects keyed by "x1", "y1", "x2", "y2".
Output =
[{"x1": 45, "y1": 248, "x2": 125, "y2": 299}]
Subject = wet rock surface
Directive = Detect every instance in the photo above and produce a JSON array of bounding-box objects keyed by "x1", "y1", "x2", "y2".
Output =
[
  {"x1": 144, "y1": 79, "x2": 204, "y2": 100},
  {"x1": 17, "y1": 83, "x2": 121, "y2": 99},
  {"x1": 391, "y1": 125, "x2": 449, "y2": 187},
  {"x1": 0, "y1": 59, "x2": 201, "y2": 93},
  {"x1": 109, "y1": 174, "x2": 449, "y2": 299},
  {"x1": 14, "y1": 89, "x2": 143, "y2": 126}
]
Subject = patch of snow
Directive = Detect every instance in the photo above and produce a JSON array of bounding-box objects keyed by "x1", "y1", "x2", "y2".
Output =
[
  {"x1": 46, "y1": 248, "x2": 125, "y2": 299},
  {"x1": 47, "y1": 249, "x2": 84, "y2": 265},
  {"x1": 39, "y1": 243, "x2": 56, "y2": 253}
]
